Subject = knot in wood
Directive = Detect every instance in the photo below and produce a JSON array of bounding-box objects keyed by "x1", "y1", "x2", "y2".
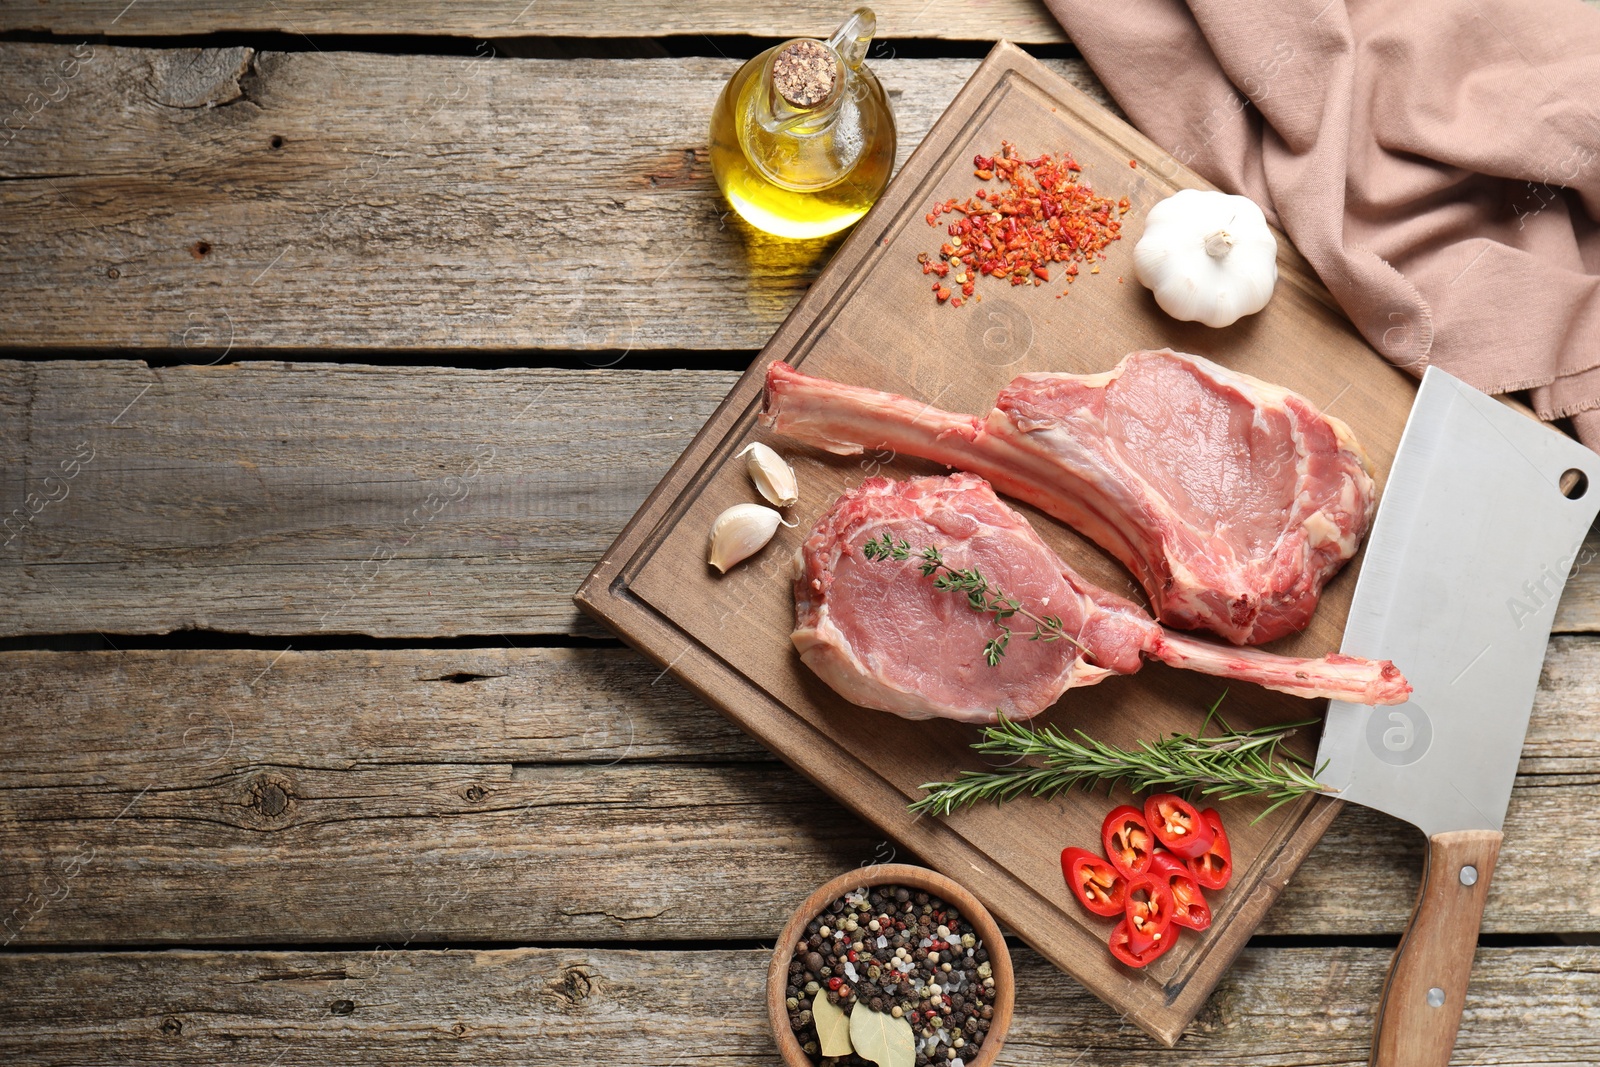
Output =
[
  {"x1": 329, "y1": 999, "x2": 356, "y2": 1016},
  {"x1": 249, "y1": 775, "x2": 294, "y2": 820},
  {"x1": 463, "y1": 784, "x2": 487, "y2": 802},
  {"x1": 146, "y1": 46, "x2": 253, "y2": 109},
  {"x1": 160, "y1": 1017, "x2": 183, "y2": 1036},
  {"x1": 772, "y1": 40, "x2": 836, "y2": 109},
  {"x1": 643, "y1": 147, "x2": 705, "y2": 189},
  {"x1": 548, "y1": 964, "x2": 593, "y2": 1005}
]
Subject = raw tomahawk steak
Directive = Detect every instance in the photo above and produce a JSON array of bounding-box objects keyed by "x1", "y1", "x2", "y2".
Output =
[
  {"x1": 766, "y1": 349, "x2": 1376, "y2": 646},
  {"x1": 795, "y1": 473, "x2": 1408, "y2": 723}
]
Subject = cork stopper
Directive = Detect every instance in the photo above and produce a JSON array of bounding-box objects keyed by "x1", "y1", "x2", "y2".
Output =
[{"x1": 771, "y1": 39, "x2": 837, "y2": 109}]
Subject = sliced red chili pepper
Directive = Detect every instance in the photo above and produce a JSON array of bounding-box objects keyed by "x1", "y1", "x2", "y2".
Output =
[
  {"x1": 1101, "y1": 805, "x2": 1154, "y2": 879},
  {"x1": 1123, "y1": 873, "x2": 1175, "y2": 956},
  {"x1": 1148, "y1": 849, "x2": 1184, "y2": 878},
  {"x1": 1108, "y1": 916, "x2": 1174, "y2": 968},
  {"x1": 1150, "y1": 851, "x2": 1212, "y2": 931},
  {"x1": 1143, "y1": 793, "x2": 1215, "y2": 860},
  {"x1": 1184, "y1": 808, "x2": 1233, "y2": 891},
  {"x1": 1061, "y1": 847, "x2": 1126, "y2": 918}
]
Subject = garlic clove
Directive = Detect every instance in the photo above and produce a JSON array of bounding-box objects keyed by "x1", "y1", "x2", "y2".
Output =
[
  {"x1": 708, "y1": 502, "x2": 793, "y2": 573},
  {"x1": 738, "y1": 442, "x2": 799, "y2": 507}
]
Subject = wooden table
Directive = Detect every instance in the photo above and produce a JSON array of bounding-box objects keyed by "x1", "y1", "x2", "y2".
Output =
[{"x1": 3, "y1": 5, "x2": 1598, "y2": 1063}]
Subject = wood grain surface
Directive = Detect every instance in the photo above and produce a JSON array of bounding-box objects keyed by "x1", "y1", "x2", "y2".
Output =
[
  {"x1": 0, "y1": 46, "x2": 1109, "y2": 352},
  {"x1": 4, "y1": 24, "x2": 1599, "y2": 1066},
  {"x1": 2, "y1": 945, "x2": 1597, "y2": 1065},
  {"x1": 2, "y1": 644, "x2": 1599, "y2": 947},
  {"x1": 1370, "y1": 829, "x2": 1504, "y2": 1067},
  {"x1": 4, "y1": 1, "x2": 1596, "y2": 41},
  {"x1": 0, "y1": 2, "x2": 1071, "y2": 41},
  {"x1": 0, "y1": 361, "x2": 733, "y2": 638},
  {"x1": 5, "y1": 359, "x2": 1599, "y2": 638}
]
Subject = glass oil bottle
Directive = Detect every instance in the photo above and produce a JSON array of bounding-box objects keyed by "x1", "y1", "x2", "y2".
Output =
[{"x1": 709, "y1": 8, "x2": 897, "y2": 239}]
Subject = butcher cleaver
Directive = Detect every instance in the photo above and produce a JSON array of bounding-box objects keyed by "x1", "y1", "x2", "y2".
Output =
[{"x1": 1318, "y1": 366, "x2": 1600, "y2": 1067}]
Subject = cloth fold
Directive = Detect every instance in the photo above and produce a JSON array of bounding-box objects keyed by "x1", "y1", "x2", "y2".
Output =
[{"x1": 1044, "y1": 0, "x2": 1600, "y2": 445}]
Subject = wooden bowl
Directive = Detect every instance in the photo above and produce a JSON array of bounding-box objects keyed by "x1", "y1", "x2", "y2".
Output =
[{"x1": 767, "y1": 863, "x2": 1015, "y2": 1067}]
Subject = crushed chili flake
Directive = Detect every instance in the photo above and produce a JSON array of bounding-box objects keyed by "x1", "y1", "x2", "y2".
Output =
[{"x1": 920, "y1": 142, "x2": 1128, "y2": 308}]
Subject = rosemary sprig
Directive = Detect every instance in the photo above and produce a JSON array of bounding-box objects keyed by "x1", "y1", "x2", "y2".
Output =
[
  {"x1": 861, "y1": 532, "x2": 1087, "y2": 665},
  {"x1": 909, "y1": 698, "x2": 1328, "y2": 821}
]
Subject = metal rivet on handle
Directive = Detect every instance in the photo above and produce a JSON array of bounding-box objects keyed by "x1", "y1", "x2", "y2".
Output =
[
  {"x1": 1460, "y1": 865, "x2": 1479, "y2": 886},
  {"x1": 1427, "y1": 987, "x2": 1446, "y2": 1008}
]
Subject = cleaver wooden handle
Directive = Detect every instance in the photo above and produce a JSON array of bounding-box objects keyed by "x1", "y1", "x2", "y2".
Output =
[{"x1": 1370, "y1": 828, "x2": 1503, "y2": 1067}]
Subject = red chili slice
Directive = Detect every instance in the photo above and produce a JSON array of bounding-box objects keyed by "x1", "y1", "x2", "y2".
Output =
[
  {"x1": 1101, "y1": 805, "x2": 1154, "y2": 878},
  {"x1": 1150, "y1": 851, "x2": 1212, "y2": 931},
  {"x1": 1123, "y1": 873, "x2": 1176, "y2": 956},
  {"x1": 1143, "y1": 793, "x2": 1215, "y2": 860},
  {"x1": 1184, "y1": 807, "x2": 1233, "y2": 890},
  {"x1": 1108, "y1": 917, "x2": 1174, "y2": 968},
  {"x1": 1062, "y1": 847, "x2": 1126, "y2": 917}
]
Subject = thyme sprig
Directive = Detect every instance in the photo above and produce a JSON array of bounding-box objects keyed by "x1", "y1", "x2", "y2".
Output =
[
  {"x1": 860, "y1": 532, "x2": 1087, "y2": 665},
  {"x1": 909, "y1": 699, "x2": 1329, "y2": 820}
]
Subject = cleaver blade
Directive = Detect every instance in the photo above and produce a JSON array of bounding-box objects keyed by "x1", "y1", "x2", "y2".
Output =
[{"x1": 1317, "y1": 366, "x2": 1600, "y2": 1067}]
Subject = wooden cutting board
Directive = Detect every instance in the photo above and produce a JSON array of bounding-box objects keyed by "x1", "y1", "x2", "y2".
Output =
[{"x1": 576, "y1": 41, "x2": 1417, "y2": 1045}]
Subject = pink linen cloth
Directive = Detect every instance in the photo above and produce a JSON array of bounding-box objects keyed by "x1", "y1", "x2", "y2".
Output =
[{"x1": 1044, "y1": 0, "x2": 1600, "y2": 442}]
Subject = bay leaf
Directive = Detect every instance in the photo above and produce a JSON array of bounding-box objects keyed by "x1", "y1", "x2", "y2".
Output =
[
  {"x1": 848, "y1": 1003, "x2": 915, "y2": 1067},
  {"x1": 813, "y1": 991, "x2": 854, "y2": 1058}
]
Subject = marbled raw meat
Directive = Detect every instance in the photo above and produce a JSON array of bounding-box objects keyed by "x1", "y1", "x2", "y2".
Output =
[{"x1": 766, "y1": 349, "x2": 1376, "y2": 646}]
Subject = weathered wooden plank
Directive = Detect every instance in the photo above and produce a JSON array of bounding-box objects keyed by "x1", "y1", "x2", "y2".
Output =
[
  {"x1": 0, "y1": 46, "x2": 1111, "y2": 352},
  {"x1": 3, "y1": 363, "x2": 1600, "y2": 639},
  {"x1": 0, "y1": 361, "x2": 737, "y2": 638},
  {"x1": 0, "y1": 2, "x2": 1070, "y2": 42},
  {"x1": 0, "y1": 647, "x2": 769, "y2": 777},
  {"x1": 0, "y1": 758, "x2": 886, "y2": 947},
  {"x1": 11, "y1": 637, "x2": 1585, "y2": 779},
  {"x1": 5, "y1": 360, "x2": 1599, "y2": 638},
  {"x1": 1, "y1": 944, "x2": 1596, "y2": 1065},
  {"x1": 3, "y1": 641, "x2": 1597, "y2": 946},
  {"x1": 1548, "y1": 528, "x2": 1600, "y2": 635},
  {"x1": 5, "y1": 0, "x2": 1595, "y2": 41}
]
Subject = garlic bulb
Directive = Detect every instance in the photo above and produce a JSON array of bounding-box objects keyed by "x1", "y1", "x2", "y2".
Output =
[
  {"x1": 708, "y1": 503, "x2": 793, "y2": 573},
  {"x1": 1133, "y1": 189, "x2": 1278, "y2": 328},
  {"x1": 738, "y1": 442, "x2": 798, "y2": 507}
]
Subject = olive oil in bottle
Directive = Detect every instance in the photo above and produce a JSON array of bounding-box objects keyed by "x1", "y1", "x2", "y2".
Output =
[{"x1": 709, "y1": 8, "x2": 896, "y2": 239}]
